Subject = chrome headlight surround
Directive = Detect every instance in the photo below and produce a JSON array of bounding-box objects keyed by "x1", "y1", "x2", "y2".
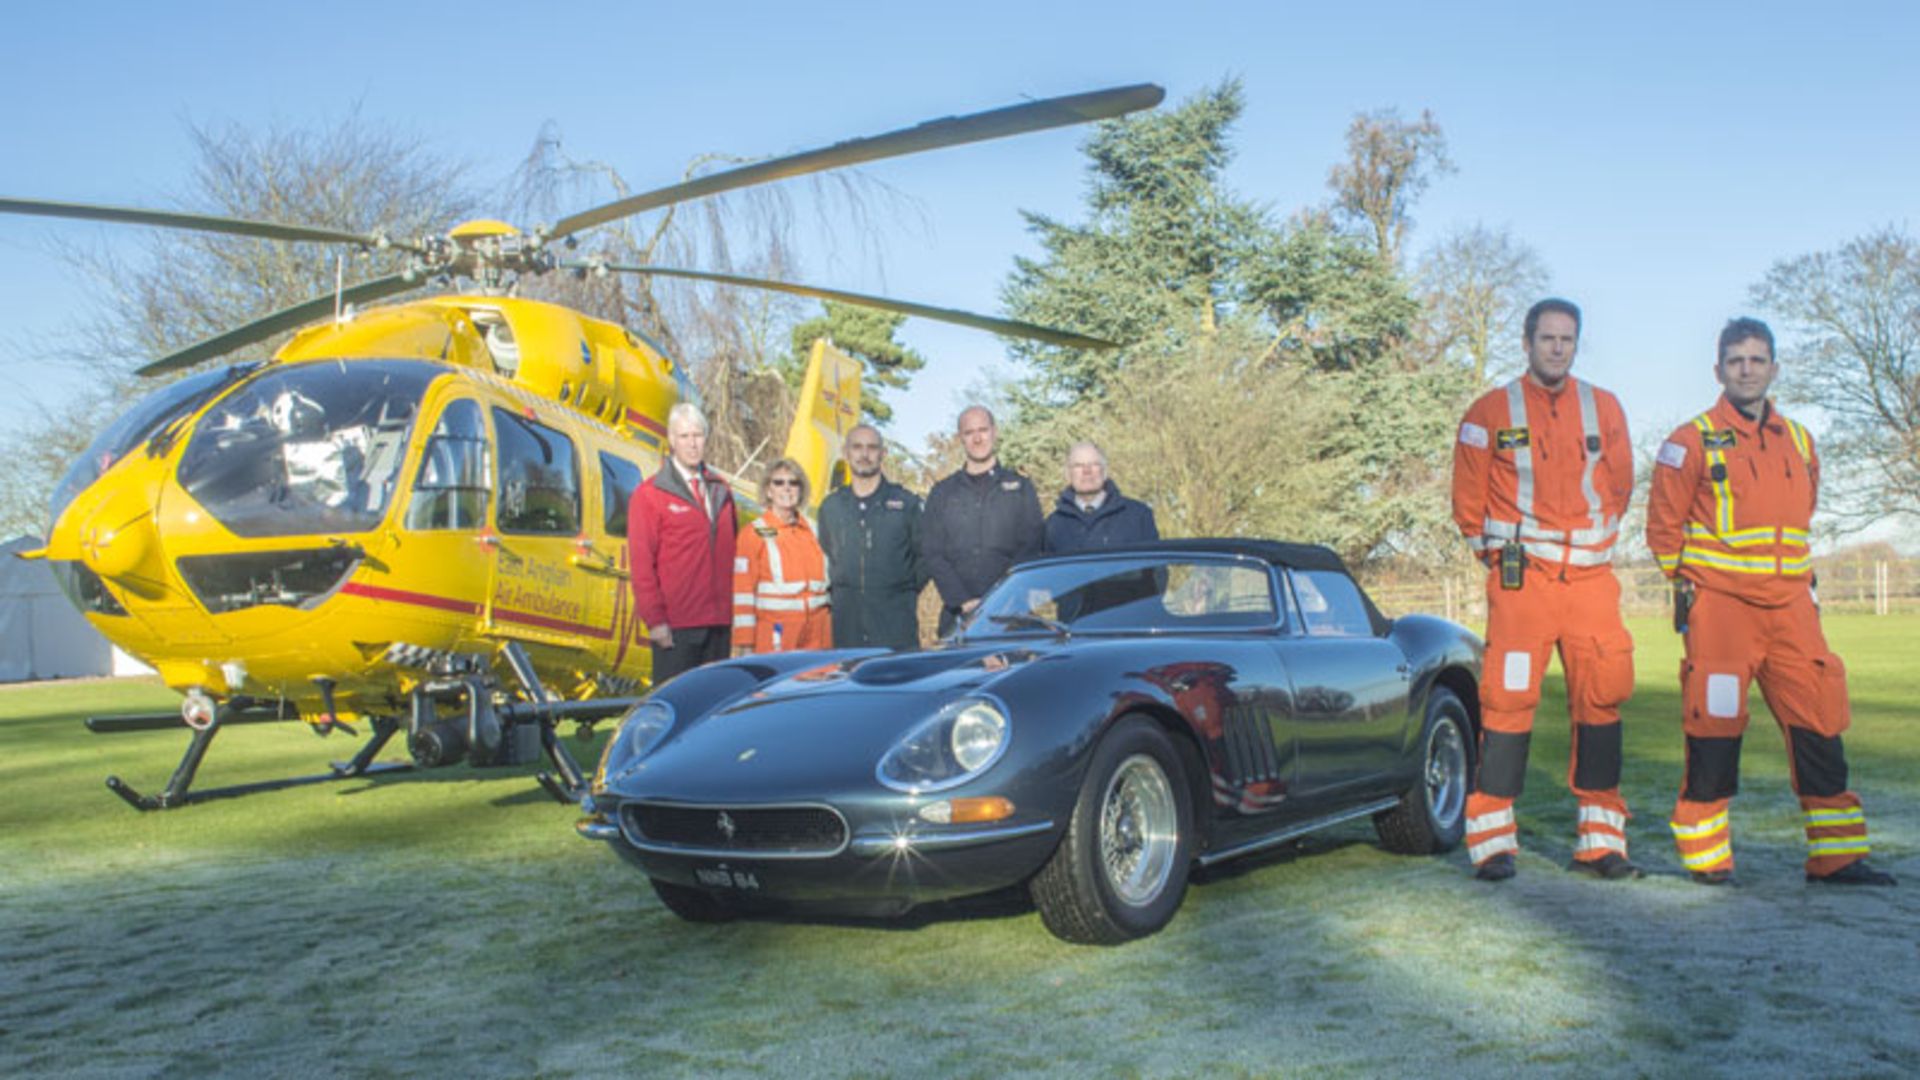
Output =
[
  {"x1": 876, "y1": 696, "x2": 1011, "y2": 794},
  {"x1": 596, "y1": 700, "x2": 676, "y2": 790}
]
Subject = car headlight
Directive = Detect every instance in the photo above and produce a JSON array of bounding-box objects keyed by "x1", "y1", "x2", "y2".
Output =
[
  {"x1": 876, "y1": 696, "x2": 1010, "y2": 794},
  {"x1": 595, "y1": 700, "x2": 675, "y2": 789}
]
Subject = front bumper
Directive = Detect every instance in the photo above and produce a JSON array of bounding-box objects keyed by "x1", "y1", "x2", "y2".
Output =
[{"x1": 577, "y1": 796, "x2": 1058, "y2": 910}]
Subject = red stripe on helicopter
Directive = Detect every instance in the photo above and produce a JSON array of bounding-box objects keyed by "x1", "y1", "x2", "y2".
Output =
[
  {"x1": 493, "y1": 607, "x2": 614, "y2": 640},
  {"x1": 340, "y1": 582, "x2": 611, "y2": 640},
  {"x1": 626, "y1": 410, "x2": 668, "y2": 437},
  {"x1": 339, "y1": 582, "x2": 482, "y2": 615}
]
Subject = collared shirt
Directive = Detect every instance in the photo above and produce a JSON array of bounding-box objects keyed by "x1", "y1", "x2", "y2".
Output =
[{"x1": 674, "y1": 460, "x2": 709, "y2": 518}]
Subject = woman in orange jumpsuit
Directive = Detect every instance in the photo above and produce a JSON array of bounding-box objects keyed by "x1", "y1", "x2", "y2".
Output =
[{"x1": 732, "y1": 458, "x2": 832, "y2": 655}]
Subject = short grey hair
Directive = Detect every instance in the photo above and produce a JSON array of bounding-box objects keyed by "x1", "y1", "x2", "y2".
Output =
[
  {"x1": 667, "y1": 401, "x2": 709, "y2": 435},
  {"x1": 1065, "y1": 441, "x2": 1107, "y2": 469}
]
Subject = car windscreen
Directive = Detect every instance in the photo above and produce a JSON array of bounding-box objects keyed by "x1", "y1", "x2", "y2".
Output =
[{"x1": 962, "y1": 556, "x2": 1279, "y2": 636}]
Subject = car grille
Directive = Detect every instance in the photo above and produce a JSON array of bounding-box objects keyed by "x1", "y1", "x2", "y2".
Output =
[{"x1": 620, "y1": 802, "x2": 849, "y2": 858}]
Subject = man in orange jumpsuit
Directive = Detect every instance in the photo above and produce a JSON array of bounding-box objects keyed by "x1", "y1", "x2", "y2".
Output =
[
  {"x1": 731, "y1": 459, "x2": 832, "y2": 655},
  {"x1": 1453, "y1": 298, "x2": 1640, "y2": 882},
  {"x1": 1646, "y1": 317, "x2": 1894, "y2": 887}
]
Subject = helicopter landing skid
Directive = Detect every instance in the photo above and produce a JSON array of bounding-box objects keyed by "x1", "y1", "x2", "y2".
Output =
[{"x1": 104, "y1": 713, "x2": 408, "y2": 812}]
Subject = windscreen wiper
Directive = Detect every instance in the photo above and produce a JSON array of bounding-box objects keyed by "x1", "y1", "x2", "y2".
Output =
[{"x1": 986, "y1": 613, "x2": 1071, "y2": 639}]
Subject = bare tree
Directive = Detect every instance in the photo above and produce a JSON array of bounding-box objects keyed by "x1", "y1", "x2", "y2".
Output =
[
  {"x1": 508, "y1": 127, "x2": 909, "y2": 474},
  {"x1": 1020, "y1": 323, "x2": 1346, "y2": 543},
  {"x1": 1327, "y1": 108, "x2": 1453, "y2": 266},
  {"x1": 1417, "y1": 223, "x2": 1550, "y2": 384},
  {"x1": 0, "y1": 113, "x2": 475, "y2": 536},
  {"x1": 1751, "y1": 225, "x2": 1920, "y2": 526}
]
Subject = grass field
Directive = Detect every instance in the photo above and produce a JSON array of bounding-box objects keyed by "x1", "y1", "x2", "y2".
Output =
[{"x1": 3, "y1": 615, "x2": 1917, "y2": 1078}]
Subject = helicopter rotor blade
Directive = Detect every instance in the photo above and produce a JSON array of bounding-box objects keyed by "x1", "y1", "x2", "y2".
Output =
[
  {"x1": 574, "y1": 262, "x2": 1118, "y2": 350},
  {"x1": 0, "y1": 196, "x2": 417, "y2": 252},
  {"x1": 546, "y1": 83, "x2": 1165, "y2": 242},
  {"x1": 135, "y1": 272, "x2": 424, "y2": 377}
]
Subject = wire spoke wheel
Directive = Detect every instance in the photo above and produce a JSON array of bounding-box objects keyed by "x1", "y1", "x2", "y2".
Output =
[
  {"x1": 1425, "y1": 716, "x2": 1468, "y2": 831},
  {"x1": 1032, "y1": 716, "x2": 1193, "y2": 944},
  {"x1": 1375, "y1": 686, "x2": 1472, "y2": 856},
  {"x1": 1099, "y1": 753, "x2": 1179, "y2": 906}
]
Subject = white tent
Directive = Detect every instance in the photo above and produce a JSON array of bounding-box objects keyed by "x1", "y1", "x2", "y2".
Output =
[{"x1": 1, "y1": 535, "x2": 115, "y2": 682}]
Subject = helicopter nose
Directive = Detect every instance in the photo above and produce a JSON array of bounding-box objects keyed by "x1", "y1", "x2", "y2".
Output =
[
  {"x1": 72, "y1": 482, "x2": 165, "y2": 593},
  {"x1": 80, "y1": 515, "x2": 153, "y2": 580}
]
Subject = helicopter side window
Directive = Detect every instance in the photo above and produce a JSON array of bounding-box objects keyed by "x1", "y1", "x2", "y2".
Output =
[
  {"x1": 599, "y1": 452, "x2": 644, "y2": 538},
  {"x1": 494, "y1": 408, "x2": 580, "y2": 535},
  {"x1": 405, "y1": 400, "x2": 491, "y2": 530}
]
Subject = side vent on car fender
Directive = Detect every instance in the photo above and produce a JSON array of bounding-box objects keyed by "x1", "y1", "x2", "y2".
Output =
[{"x1": 1220, "y1": 703, "x2": 1284, "y2": 785}]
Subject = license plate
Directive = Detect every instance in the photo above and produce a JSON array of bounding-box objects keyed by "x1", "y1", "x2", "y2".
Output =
[{"x1": 695, "y1": 867, "x2": 761, "y2": 890}]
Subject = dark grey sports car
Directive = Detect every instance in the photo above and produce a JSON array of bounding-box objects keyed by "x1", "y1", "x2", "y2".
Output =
[{"x1": 577, "y1": 539, "x2": 1483, "y2": 944}]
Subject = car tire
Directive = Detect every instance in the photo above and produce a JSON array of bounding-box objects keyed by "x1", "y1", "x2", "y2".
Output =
[
  {"x1": 1031, "y1": 715, "x2": 1193, "y2": 945},
  {"x1": 649, "y1": 877, "x2": 735, "y2": 923},
  {"x1": 1374, "y1": 685, "x2": 1471, "y2": 855}
]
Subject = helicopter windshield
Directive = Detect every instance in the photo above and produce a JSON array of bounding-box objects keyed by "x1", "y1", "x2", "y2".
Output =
[
  {"x1": 49, "y1": 363, "x2": 258, "y2": 523},
  {"x1": 177, "y1": 360, "x2": 438, "y2": 537}
]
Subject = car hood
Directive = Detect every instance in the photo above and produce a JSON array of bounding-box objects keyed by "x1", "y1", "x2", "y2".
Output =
[{"x1": 609, "y1": 644, "x2": 1061, "y2": 802}]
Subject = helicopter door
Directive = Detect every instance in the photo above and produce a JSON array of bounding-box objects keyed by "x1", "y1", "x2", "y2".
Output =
[
  {"x1": 486, "y1": 407, "x2": 604, "y2": 671},
  {"x1": 593, "y1": 450, "x2": 649, "y2": 679},
  {"x1": 386, "y1": 397, "x2": 495, "y2": 654}
]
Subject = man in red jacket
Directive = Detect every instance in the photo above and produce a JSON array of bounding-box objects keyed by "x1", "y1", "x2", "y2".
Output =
[
  {"x1": 628, "y1": 402, "x2": 737, "y2": 686},
  {"x1": 1646, "y1": 318, "x2": 1894, "y2": 887}
]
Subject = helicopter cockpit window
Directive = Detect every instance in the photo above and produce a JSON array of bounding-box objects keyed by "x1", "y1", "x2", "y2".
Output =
[
  {"x1": 493, "y1": 408, "x2": 580, "y2": 534},
  {"x1": 50, "y1": 363, "x2": 253, "y2": 524},
  {"x1": 177, "y1": 361, "x2": 433, "y2": 537},
  {"x1": 405, "y1": 399, "x2": 491, "y2": 530},
  {"x1": 599, "y1": 452, "x2": 644, "y2": 538}
]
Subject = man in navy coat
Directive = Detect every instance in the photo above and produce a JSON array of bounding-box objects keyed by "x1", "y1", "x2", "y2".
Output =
[{"x1": 1043, "y1": 441, "x2": 1159, "y2": 553}]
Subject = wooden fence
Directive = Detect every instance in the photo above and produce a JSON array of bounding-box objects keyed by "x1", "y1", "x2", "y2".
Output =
[{"x1": 1361, "y1": 556, "x2": 1917, "y2": 623}]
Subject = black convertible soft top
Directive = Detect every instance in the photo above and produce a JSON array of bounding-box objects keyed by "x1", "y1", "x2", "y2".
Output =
[{"x1": 1026, "y1": 537, "x2": 1352, "y2": 575}]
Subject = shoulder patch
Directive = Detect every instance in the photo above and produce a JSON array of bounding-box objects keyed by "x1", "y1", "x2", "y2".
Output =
[
  {"x1": 1656, "y1": 441, "x2": 1688, "y2": 469},
  {"x1": 1458, "y1": 421, "x2": 1489, "y2": 449},
  {"x1": 1702, "y1": 429, "x2": 1737, "y2": 450},
  {"x1": 1496, "y1": 427, "x2": 1531, "y2": 450}
]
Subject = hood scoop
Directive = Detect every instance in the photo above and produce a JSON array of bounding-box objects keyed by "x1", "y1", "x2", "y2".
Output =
[{"x1": 849, "y1": 647, "x2": 1040, "y2": 687}]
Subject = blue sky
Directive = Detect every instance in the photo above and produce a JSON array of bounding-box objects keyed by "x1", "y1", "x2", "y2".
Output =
[{"x1": 3, "y1": 1, "x2": 1915, "y2": 461}]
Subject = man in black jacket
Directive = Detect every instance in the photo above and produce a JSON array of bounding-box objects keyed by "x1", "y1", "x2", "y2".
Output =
[
  {"x1": 921, "y1": 406, "x2": 1043, "y2": 636},
  {"x1": 817, "y1": 424, "x2": 926, "y2": 650},
  {"x1": 1044, "y1": 441, "x2": 1159, "y2": 553}
]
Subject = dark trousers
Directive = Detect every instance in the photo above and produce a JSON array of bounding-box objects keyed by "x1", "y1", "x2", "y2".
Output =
[{"x1": 649, "y1": 625, "x2": 730, "y2": 688}]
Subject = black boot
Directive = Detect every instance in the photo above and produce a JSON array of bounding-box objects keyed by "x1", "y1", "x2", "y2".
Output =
[
  {"x1": 1475, "y1": 853, "x2": 1516, "y2": 882},
  {"x1": 1808, "y1": 860, "x2": 1897, "y2": 887},
  {"x1": 1690, "y1": 869, "x2": 1735, "y2": 886},
  {"x1": 1567, "y1": 853, "x2": 1644, "y2": 880}
]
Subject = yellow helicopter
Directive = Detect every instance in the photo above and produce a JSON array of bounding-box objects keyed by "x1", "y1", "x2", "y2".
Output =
[{"x1": 4, "y1": 83, "x2": 1162, "y2": 811}]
